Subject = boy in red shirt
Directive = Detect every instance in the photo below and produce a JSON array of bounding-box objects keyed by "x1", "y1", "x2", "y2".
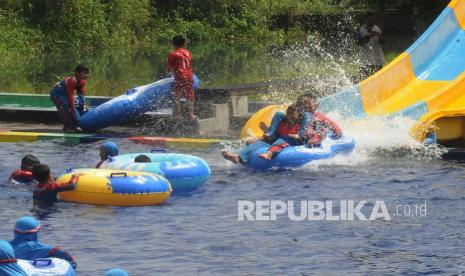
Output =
[
  {"x1": 297, "y1": 95, "x2": 342, "y2": 145},
  {"x1": 50, "y1": 64, "x2": 89, "y2": 132},
  {"x1": 31, "y1": 164, "x2": 77, "y2": 206},
  {"x1": 166, "y1": 35, "x2": 196, "y2": 121}
]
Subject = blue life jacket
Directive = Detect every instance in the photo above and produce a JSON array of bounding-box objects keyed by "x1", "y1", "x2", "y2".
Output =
[
  {"x1": 0, "y1": 240, "x2": 28, "y2": 276},
  {"x1": 10, "y1": 216, "x2": 76, "y2": 269}
]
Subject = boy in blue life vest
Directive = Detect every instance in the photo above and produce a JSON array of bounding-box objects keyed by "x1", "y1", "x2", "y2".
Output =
[
  {"x1": 50, "y1": 64, "x2": 90, "y2": 132},
  {"x1": 9, "y1": 216, "x2": 77, "y2": 269}
]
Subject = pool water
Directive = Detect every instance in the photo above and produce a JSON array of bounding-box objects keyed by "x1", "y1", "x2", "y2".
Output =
[{"x1": 1, "y1": 137, "x2": 465, "y2": 275}]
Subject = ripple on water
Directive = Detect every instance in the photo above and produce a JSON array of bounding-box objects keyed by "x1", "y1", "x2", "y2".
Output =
[{"x1": 1, "y1": 140, "x2": 465, "y2": 274}]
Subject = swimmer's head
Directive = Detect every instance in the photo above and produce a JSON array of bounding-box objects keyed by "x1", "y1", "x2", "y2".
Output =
[
  {"x1": 31, "y1": 164, "x2": 51, "y2": 183},
  {"x1": 21, "y1": 154, "x2": 40, "y2": 171},
  {"x1": 134, "y1": 155, "x2": 151, "y2": 163},
  {"x1": 100, "y1": 141, "x2": 119, "y2": 160}
]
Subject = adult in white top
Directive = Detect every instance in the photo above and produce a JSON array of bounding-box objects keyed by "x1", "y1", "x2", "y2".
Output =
[{"x1": 359, "y1": 13, "x2": 385, "y2": 79}]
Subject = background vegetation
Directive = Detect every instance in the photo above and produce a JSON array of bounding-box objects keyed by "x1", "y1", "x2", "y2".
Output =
[{"x1": 0, "y1": 0, "x2": 450, "y2": 94}]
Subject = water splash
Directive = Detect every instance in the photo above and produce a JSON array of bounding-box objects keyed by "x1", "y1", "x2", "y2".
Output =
[
  {"x1": 240, "y1": 32, "x2": 445, "y2": 167},
  {"x1": 302, "y1": 112, "x2": 446, "y2": 169}
]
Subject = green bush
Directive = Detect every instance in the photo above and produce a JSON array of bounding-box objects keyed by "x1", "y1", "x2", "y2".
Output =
[{"x1": 0, "y1": 10, "x2": 43, "y2": 91}]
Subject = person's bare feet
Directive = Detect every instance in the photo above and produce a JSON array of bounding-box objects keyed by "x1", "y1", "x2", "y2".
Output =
[
  {"x1": 258, "y1": 151, "x2": 273, "y2": 160},
  {"x1": 221, "y1": 150, "x2": 240, "y2": 164}
]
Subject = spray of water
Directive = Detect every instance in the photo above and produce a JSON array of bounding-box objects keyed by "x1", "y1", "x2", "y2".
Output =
[
  {"x1": 258, "y1": 32, "x2": 444, "y2": 167},
  {"x1": 302, "y1": 112, "x2": 446, "y2": 169}
]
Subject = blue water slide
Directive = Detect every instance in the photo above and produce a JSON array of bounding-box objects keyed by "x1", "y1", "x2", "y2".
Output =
[{"x1": 79, "y1": 76, "x2": 199, "y2": 131}]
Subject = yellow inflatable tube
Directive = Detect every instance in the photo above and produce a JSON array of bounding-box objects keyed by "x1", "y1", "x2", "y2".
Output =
[
  {"x1": 240, "y1": 104, "x2": 287, "y2": 139},
  {"x1": 56, "y1": 169, "x2": 172, "y2": 206}
]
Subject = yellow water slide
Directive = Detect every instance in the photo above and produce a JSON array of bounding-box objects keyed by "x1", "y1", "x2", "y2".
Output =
[{"x1": 242, "y1": 0, "x2": 465, "y2": 146}]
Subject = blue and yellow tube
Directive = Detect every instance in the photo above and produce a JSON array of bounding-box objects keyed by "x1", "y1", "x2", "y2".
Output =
[{"x1": 56, "y1": 169, "x2": 172, "y2": 206}]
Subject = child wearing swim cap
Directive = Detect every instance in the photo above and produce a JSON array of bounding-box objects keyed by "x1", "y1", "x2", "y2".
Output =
[{"x1": 96, "y1": 141, "x2": 119, "y2": 168}]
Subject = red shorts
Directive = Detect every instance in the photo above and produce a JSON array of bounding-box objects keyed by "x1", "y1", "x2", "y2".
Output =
[{"x1": 172, "y1": 79, "x2": 194, "y2": 102}]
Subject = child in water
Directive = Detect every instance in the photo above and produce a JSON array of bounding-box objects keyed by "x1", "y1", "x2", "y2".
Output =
[
  {"x1": 134, "y1": 155, "x2": 151, "y2": 163},
  {"x1": 9, "y1": 154, "x2": 41, "y2": 184},
  {"x1": 96, "y1": 141, "x2": 119, "y2": 168},
  {"x1": 10, "y1": 216, "x2": 77, "y2": 269},
  {"x1": 31, "y1": 164, "x2": 78, "y2": 206},
  {"x1": 0, "y1": 240, "x2": 28, "y2": 275}
]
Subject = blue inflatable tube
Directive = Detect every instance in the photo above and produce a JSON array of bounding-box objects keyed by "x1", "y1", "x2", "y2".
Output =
[
  {"x1": 18, "y1": 258, "x2": 75, "y2": 276},
  {"x1": 78, "y1": 76, "x2": 200, "y2": 131},
  {"x1": 247, "y1": 136, "x2": 356, "y2": 170},
  {"x1": 100, "y1": 152, "x2": 211, "y2": 192}
]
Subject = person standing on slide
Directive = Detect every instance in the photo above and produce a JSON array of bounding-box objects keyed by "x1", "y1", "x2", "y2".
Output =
[{"x1": 166, "y1": 35, "x2": 197, "y2": 121}]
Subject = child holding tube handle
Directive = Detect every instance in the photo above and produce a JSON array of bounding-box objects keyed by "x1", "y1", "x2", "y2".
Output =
[{"x1": 31, "y1": 164, "x2": 79, "y2": 206}]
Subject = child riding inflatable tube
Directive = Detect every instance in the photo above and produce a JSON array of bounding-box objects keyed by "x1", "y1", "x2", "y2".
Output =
[{"x1": 247, "y1": 136, "x2": 356, "y2": 170}]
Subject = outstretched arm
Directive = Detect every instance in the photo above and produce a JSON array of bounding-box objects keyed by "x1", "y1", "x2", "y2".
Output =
[
  {"x1": 317, "y1": 113, "x2": 342, "y2": 137},
  {"x1": 49, "y1": 246, "x2": 77, "y2": 269}
]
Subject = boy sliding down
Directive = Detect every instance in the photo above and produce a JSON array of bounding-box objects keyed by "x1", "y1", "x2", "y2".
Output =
[
  {"x1": 221, "y1": 104, "x2": 302, "y2": 164},
  {"x1": 258, "y1": 94, "x2": 342, "y2": 160},
  {"x1": 257, "y1": 104, "x2": 302, "y2": 160}
]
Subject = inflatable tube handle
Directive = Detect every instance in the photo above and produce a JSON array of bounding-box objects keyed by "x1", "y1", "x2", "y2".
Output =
[
  {"x1": 32, "y1": 258, "x2": 52, "y2": 266},
  {"x1": 151, "y1": 148, "x2": 167, "y2": 153},
  {"x1": 66, "y1": 167, "x2": 73, "y2": 173},
  {"x1": 126, "y1": 88, "x2": 137, "y2": 95},
  {"x1": 110, "y1": 172, "x2": 127, "y2": 178}
]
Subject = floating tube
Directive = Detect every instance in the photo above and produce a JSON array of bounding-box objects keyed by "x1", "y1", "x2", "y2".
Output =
[
  {"x1": 247, "y1": 136, "x2": 356, "y2": 170},
  {"x1": 18, "y1": 258, "x2": 75, "y2": 276},
  {"x1": 100, "y1": 153, "x2": 211, "y2": 191},
  {"x1": 78, "y1": 75, "x2": 200, "y2": 131},
  {"x1": 56, "y1": 169, "x2": 172, "y2": 206}
]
